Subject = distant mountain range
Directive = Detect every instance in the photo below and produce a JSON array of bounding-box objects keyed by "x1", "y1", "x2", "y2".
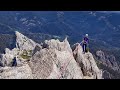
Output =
[{"x1": 0, "y1": 11, "x2": 120, "y2": 47}]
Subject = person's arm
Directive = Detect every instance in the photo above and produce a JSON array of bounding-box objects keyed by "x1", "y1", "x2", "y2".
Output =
[{"x1": 80, "y1": 38, "x2": 84, "y2": 45}]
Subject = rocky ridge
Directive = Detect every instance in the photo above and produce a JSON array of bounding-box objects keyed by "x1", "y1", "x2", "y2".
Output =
[{"x1": 0, "y1": 31, "x2": 103, "y2": 79}]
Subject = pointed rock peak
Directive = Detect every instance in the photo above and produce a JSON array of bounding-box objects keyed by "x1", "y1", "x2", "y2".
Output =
[
  {"x1": 63, "y1": 35, "x2": 69, "y2": 42},
  {"x1": 43, "y1": 37, "x2": 72, "y2": 53},
  {"x1": 15, "y1": 31, "x2": 29, "y2": 41},
  {"x1": 72, "y1": 43, "x2": 103, "y2": 79},
  {"x1": 15, "y1": 31, "x2": 26, "y2": 40},
  {"x1": 64, "y1": 36, "x2": 68, "y2": 41},
  {"x1": 15, "y1": 31, "x2": 37, "y2": 51},
  {"x1": 72, "y1": 43, "x2": 80, "y2": 51},
  {"x1": 63, "y1": 37, "x2": 69, "y2": 45},
  {"x1": 15, "y1": 31, "x2": 21, "y2": 36},
  {"x1": 63, "y1": 37, "x2": 72, "y2": 54}
]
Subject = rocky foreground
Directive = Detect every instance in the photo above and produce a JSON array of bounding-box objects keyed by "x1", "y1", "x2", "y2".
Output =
[{"x1": 0, "y1": 31, "x2": 103, "y2": 79}]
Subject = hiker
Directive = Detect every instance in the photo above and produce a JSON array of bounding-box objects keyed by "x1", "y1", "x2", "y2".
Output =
[
  {"x1": 81, "y1": 34, "x2": 89, "y2": 54},
  {"x1": 12, "y1": 57, "x2": 17, "y2": 67}
]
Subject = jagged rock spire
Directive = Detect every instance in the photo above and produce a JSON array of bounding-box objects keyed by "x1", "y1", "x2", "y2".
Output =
[
  {"x1": 72, "y1": 44, "x2": 103, "y2": 79},
  {"x1": 0, "y1": 31, "x2": 103, "y2": 79},
  {"x1": 15, "y1": 31, "x2": 37, "y2": 51}
]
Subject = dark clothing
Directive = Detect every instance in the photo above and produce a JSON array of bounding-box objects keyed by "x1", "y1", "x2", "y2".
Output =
[
  {"x1": 82, "y1": 36, "x2": 89, "y2": 53},
  {"x1": 12, "y1": 57, "x2": 17, "y2": 67},
  {"x1": 82, "y1": 43, "x2": 87, "y2": 53},
  {"x1": 83, "y1": 37, "x2": 89, "y2": 44}
]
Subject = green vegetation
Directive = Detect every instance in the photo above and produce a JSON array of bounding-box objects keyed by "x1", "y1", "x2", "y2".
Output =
[
  {"x1": 20, "y1": 54, "x2": 31, "y2": 60},
  {"x1": 20, "y1": 50, "x2": 31, "y2": 60},
  {"x1": 28, "y1": 50, "x2": 32, "y2": 53}
]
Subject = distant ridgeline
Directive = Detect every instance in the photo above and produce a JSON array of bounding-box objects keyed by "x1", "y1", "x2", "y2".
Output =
[{"x1": 0, "y1": 34, "x2": 16, "y2": 53}]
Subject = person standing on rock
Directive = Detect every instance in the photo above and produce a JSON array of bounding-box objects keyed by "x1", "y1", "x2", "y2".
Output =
[{"x1": 80, "y1": 34, "x2": 89, "y2": 54}]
